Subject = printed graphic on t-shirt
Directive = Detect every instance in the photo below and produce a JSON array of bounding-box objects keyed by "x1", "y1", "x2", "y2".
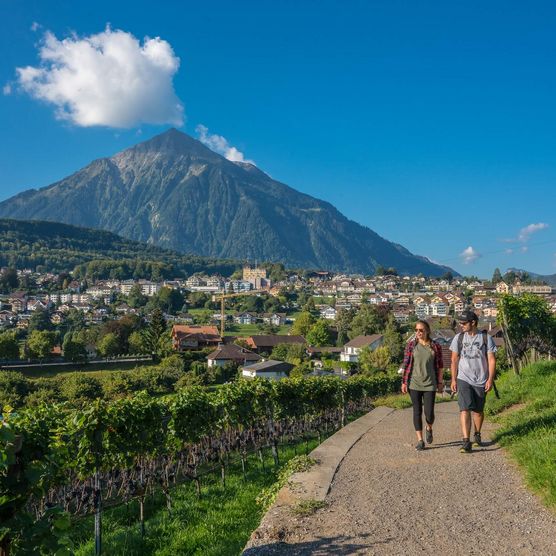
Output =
[{"x1": 462, "y1": 338, "x2": 482, "y2": 360}]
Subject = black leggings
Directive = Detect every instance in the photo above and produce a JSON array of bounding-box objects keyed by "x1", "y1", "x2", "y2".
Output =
[{"x1": 409, "y1": 389, "x2": 436, "y2": 431}]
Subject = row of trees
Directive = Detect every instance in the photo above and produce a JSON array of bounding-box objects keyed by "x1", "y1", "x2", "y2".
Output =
[{"x1": 0, "y1": 309, "x2": 171, "y2": 363}]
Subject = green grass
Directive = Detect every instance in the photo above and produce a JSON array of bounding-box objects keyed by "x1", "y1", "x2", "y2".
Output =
[
  {"x1": 224, "y1": 324, "x2": 291, "y2": 337},
  {"x1": 485, "y1": 361, "x2": 556, "y2": 509},
  {"x1": 372, "y1": 392, "x2": 454, "y2": 410},
  {"x1": 21, "y1": 362, "x2": 157, "y2": 379},
  {"x1": 71, "y1": 439, "x2": 321, "y2": 555}
]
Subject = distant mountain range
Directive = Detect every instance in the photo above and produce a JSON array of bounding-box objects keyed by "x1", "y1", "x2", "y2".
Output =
[
  {"x1": 507, "y1": 268, "x2": 556, "y2": 287},
  {"x1": 0, "y1": 128, "x2": 454, "y2": 276}
]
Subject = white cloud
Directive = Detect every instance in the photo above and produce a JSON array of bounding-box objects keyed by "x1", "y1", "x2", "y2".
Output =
[
  {"x1": 460, "y1": 246, "x2": 480, "y2": 264},
  {"x1": 3, "y1": 83, "x2": 12, "y2": 95},
  {"x1": 520, "y1": 246, "x2": 529, "y2": 253},
  {"x1": 30, "y1": 22, "x2": 41, "y2": 32},
  {"x1": 517, "y1": 222, "x2": 549, "y2": 242},
  {"x1": 15, "y1": 27, "x2": 184, "y2": 128},
  {"x1": 504, "y1": 248, "x2": 514, "y2": 255},
  {"x1": 196, "y1": 124, "x2": 255, "y2": 164}
]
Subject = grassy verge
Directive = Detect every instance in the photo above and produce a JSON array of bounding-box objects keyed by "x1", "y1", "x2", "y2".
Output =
[
  {"x1": 372, "y1": 391, "x2": 454, "y2": 410},
  {"x1": 225, "y1": 324, "x2": 291, "y2": 337},
  {"x1": 485, "y1": 361, "x2": 556, "y2": 509},
  {"x1": 71, "y1": 438, "x2": 321, "y2": 555}
]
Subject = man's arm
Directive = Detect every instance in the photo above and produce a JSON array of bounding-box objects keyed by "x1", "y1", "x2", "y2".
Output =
[
  {"x1": 450, "y1": 351, "x2": 459, "y2": 392},
  {"x1": 485, "y1": 352, "x2": 496, "y2": 392}
]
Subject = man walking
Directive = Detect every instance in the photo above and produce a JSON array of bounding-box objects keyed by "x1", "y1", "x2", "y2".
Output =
[{"x1": 450, "y1": 311, "x2": 497, "y2": 453}]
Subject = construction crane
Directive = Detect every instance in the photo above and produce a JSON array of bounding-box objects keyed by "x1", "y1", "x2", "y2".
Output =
[{"x1": 212, "y1": 289, "x2": 267, "y2": 337}]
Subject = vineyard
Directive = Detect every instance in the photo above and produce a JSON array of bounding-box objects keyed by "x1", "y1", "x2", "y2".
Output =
[{"x1": 0, "y1": 374, "x2": 399, "y2": 555}]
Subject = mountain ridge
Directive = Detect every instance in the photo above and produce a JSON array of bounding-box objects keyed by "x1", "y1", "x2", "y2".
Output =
[{"x1": 0, "y1": 129, "x2": 455, "y2": 277}]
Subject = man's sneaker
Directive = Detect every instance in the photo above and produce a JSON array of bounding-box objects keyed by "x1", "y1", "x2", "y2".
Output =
[
  {"x1": 425, "y1": 428, "x2": 433, "y2": 444},
  {"x1": 473, "y1": 432, "x2": 482, "y2": 447},
  {"x1": 415, "y1": 440, "x2": 425, "y2": 451},
  {"x1": 460, "y1": 439, "x2": 472, "y2": 453}
]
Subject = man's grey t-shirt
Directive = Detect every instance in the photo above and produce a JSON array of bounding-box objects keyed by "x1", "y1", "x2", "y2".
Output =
[{"x1": 449, "y1": 332, "x2": 497, "y2": 387}]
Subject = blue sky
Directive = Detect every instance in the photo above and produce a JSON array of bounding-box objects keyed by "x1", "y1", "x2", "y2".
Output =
[{"x1": 1, "y1": 0, "x2": 555, "y2": 278}]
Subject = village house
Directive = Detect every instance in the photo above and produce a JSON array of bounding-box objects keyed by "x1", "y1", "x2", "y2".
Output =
[
  {"x1": 233, "y1": 312, "x2": 258, "y2": 325},
  {"x1": 495, "y1": 282, "x2": 510, "y2": 294},
  {"x1": 261, "y1": 313, "x2": 287, "y2": 326},
  {"x1": 340, "y1": 334, "x2": 384, "y2": 363},
  {"x1": 319, "y1": 305, "x2": 337, "y2": 320},
  {"x1": 241, "y1": 359, "x2": 294, "y2": 380},
  {"x1": 172, "y1": 325, "x2": 222, "y2": 351},
  {"x1": 206, "y1": 343, "x2": 261, "y2": 368}
]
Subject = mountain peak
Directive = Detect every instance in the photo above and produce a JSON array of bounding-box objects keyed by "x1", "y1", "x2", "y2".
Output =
[{"x1": 119, "y1": 127, "x2": 222, "y2": 161}]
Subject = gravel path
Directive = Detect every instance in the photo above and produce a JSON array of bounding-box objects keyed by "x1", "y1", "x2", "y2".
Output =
[{"x1": 245, "y1": 402, "x2": 556, "y2": 555}]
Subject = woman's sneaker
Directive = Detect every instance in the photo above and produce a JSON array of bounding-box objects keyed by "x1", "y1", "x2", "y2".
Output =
[
  {"x1": 473, "y1": 432, "x2": 482, "y2": 447},
  {"x1": 459, "y1": 439, "x2": 472, "y2": 453},
  {"x1": 415, "y1": 440, "x2": 425, "y2": 451},
  {"x1": 425, "y1": 428, "x2": 433, "y2": 444}
]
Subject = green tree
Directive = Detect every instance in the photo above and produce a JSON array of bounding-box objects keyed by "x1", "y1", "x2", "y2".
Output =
[
  {"x1": 128, "y1": 331, "x2": 148, "y2": 354},
  {"x1": 27, "y1": 330, "x2": 56, "y2": 362},
  {"x1": 156, "y1": 287, "x2": 185, "y2": 314},
  {"x1": 271, "y1": 343, "x2": 307, "y2": 365},
  {"x1": 441, "y1": 271, "x2": 453, "y2": 283},
  {"x1": 290, "y1": 361, "x2": 313, "y2": 378},
  {"x1": 359, "y1": 345, "x2": 392, "y2": 374},
  {"x1": 492, "y1": 268, "x2": 502, "y2": 284},
  {"x1": 63, "y1": 308, "x2": 86, "y2": 334},
  {"x1": 349, "y1": 305, "x2": 380, "y2": 339},
  {"x1": 290, "y1": 311, "x2": 315, "y2": 337},
  {"x1": 383, "y1": 314, "x2": 403, "y2": 362},
  {"x1": 127, "y1": 284, "x2": 148, "y2": 308},
  {"x1": 306, "y1": 319, "x2": 331, "y2": 347},
  {"x1": 141, "y1": 308, "x2": 168, "y2": 358},
  {"x1": 0, "y1": 268, "x2": 18, "y2": 292},
  {"x1": 62, "y1": 335, "x2": 88, "y2": 363},
  {"x1": 0, "y1": 331, "x2": 19, "y2": 360},
  {"x1": 98, "y1": 332, "x2": 120, "y2": 358},
  {"x1": 28, "y1": 308, "x2": 52, "y2": 332},
  {"x1": 335, "y1": 308, "x2": 355, "y2": 346}
]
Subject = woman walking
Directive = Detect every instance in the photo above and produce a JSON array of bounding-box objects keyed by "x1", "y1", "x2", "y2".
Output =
[{"x1": 401, "y1": 320, "x2": 444, "y2": 450}]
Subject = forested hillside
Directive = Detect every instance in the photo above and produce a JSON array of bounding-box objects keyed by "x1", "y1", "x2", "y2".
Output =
[{"x1": 0, "y1": 218, "x2": 239, "y2": 279}]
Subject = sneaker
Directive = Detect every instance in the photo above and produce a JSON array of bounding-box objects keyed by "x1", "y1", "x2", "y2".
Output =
[
  {"x1": 415, "y1": 440, "x2": 425, "y2": 451},
  {"x1": 425, "y1": 428, "x2": 433, "y2": 445},
  {"x1": 460, "y1": 439, "x2": 472, "y2": 453},
  {"x1": 473, "y1": 432, "x2": 482, "y2": 447}
]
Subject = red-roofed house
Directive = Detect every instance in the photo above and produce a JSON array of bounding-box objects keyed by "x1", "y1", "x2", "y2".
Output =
[{"x1": 172, "y1": 325, "x2": 222, "y2": 351}]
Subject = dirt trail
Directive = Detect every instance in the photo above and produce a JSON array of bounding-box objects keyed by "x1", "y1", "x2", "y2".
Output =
[{"x1": 245, "y1": 402, "x2": 556, "y2": 555}]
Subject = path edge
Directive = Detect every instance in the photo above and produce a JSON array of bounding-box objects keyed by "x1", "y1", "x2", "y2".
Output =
[{"x1": 243, "y1": 406, "x2": 395, "y2": 553}]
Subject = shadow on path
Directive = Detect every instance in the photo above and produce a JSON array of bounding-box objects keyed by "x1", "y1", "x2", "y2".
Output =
[{"x1": 244, "y1": 533, "x2": 395, "y2": 555}]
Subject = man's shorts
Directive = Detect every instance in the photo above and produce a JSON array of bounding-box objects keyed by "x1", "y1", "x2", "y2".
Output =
[{"x1": 457, "y1": 379, "x2": 486, "y2": 412}]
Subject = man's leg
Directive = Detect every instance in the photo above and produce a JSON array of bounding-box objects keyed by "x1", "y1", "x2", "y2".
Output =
[
  {"x1": 460, "y1": 410, "x2": 471, "y2": 439},
  {"x1": 472, "y1": 411, "x2": 484, "y2": 433}
]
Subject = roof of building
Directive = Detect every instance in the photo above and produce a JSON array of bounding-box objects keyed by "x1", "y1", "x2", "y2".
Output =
[
  {"x1": 247, "y1": 335, "x2": 305, "y2": 348},
  {"x1": 207, "y1": 344, "x2": 261, "y2": 362},
  {"x1": 344, "y1": 334, "x2": 383, "y2": 348},
  {"x1": 242, "y1": 360, "x2": 294, "y2": 373},
  {"x1": 172, "y1": 324, "x2": 221, "y2": 342}
]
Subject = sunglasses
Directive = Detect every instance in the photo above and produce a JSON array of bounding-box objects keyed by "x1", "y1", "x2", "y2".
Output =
[{"x1": 415, "y1": 328, "x2": 426, "y2": 332}]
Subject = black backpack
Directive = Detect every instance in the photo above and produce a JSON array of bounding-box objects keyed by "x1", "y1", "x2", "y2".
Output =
[{"x1": 455, "y1": 330, "x2": 499, "y2": 399}]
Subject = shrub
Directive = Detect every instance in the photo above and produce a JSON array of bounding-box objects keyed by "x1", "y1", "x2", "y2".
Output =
[
  {"x1": 0, "y1": 371, "x2": 30, "y2": 408},
  {"x1": 59, "y1": 374, "x2": 103, "y2": 406}
]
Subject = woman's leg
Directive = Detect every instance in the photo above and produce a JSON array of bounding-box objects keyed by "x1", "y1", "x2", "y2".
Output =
[
  {"x1": 423, "y1": 390, "x2": 436, "y2": 431},
  {"x1": 409, "y1": 389, "x2": 424, "y2": 440}
]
